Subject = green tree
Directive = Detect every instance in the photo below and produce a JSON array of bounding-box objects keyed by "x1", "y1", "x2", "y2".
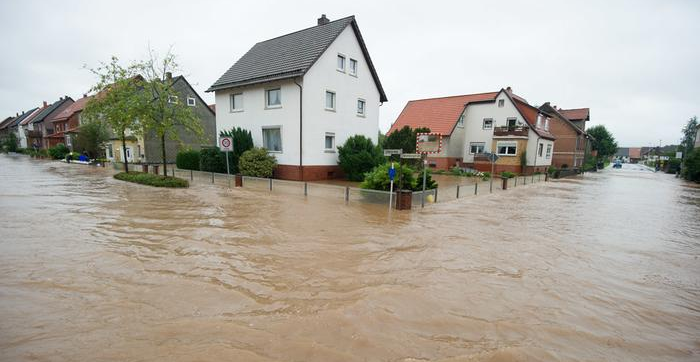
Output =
[
  {"x1": 73, "y1": 120, "x2": 109, "y2": 158},
  {"x1": 83, "y1": 56, "x2": 146, "y2": 173},
  {"x1": 138, "y1": 48, "x2": 204, "y2": 176},
  {"x1": 2, "y1": 132, "x2": 18, "y2": 152},
  {"x1": 587, "y1": 125, "x2": 618, "y2": 162},
  {"x1": 219, "y1": 127, "x2": 254, "y2": 174},
  {"x1": 337, "y1": 135, "x2": 385, "y2": 181},
  {"x1": 682, "y1": 148, "x2": 700, "y2": 182},
  {"x1": 239, "y1": 147, "x2": 277, "y2": 178},
  {"x1": 383, "y1": 126, "x2": 431, "y2": 153},
  {"x1": 680, "y1": 116, "x2": 698, "y2": 158},
  {"x1": 48, "y1": 143, "x2": 70, "y2": 159}
]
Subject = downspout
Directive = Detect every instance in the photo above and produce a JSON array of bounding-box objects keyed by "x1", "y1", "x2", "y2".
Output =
[
  {"x1": 532, "y1": 135, "x2": 540, "y2": 175},
  {"x1": 294, "y1": 78, "x2": 303, "y2": 180}
]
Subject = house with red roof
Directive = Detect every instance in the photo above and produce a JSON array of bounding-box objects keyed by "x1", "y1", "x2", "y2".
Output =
[
  {"x1": 388, "y1": 87, "x2": 555, "y2": 174},
  {"x1": 539, "y1": 103, "x2": 590, "y2": 169},
  {"x1": 46, "y1": 94, "x2": 91, "y2": 148}
]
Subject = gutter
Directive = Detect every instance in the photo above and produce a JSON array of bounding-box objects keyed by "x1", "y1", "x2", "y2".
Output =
[{"x1": 294, "y1": 78, "x2": 303, "y2": 180}]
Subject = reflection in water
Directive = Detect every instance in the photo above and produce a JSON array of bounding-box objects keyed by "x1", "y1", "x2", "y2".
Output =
[{"x1": 0, "y1": 155, "x2": 698, "y2": 361}]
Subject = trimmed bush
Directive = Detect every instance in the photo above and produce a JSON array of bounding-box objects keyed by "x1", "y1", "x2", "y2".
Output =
[
  {"x1": 199, "y1": 147, "x2": 227, "y2": 173},
  {"x1": 500, "y1": 171, "x2": 516, "y2": 179},
  {"x1": 176, "y1": 150, "x2": 200, "y2": 170},
  {"x1": 337, "y1": 135, "x2": 385, "y2": 181},
  {"x1": 48, "y1": 143, "x2": 70, "y2": 159},
  {"x1": 239, "y1": 148, "x2": 277, "y2": 178},
  {"x1": 114, "y1": 171, "x2": 188, "y2": 188},
  {"x1": 482, "y1": 171, "x2": 491, "y2": 180}
]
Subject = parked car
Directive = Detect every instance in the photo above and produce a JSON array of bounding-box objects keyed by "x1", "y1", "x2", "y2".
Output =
[{"x1": 613, "y1": 161, "x2": 622, "y2": 169}]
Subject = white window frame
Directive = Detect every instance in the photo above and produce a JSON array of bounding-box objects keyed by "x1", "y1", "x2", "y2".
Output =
[
  {"x1": 546, "y1": 144, "x2": 552, "y2": 159},
  {"x1": 265, "y1": 88, "x2": 282, "y2": 108},
  {"x1": 349, "y1": 58, "x2": 358, "y2": 76},
  {"x1": 324, "y1": 132, "x2": 335, "y2": 153},
  {"x1": 469, "y1": 142, "x2": 485, "y2": 154},
  {"x1": 262, "y1": 126, "x2": 282, "y2": 153},
  {"x1": 325, "y1": 90, "x2": 336, "y2": 111},
  {"x1": 457, "y1": 114, "x2": 465, "y2": 128},
  {"x1": 230, "y1": 93, "x2": 243, "y2": 112},
  {"x1": 168, "y1": 95, "x2": 178, "y2": 104},
  {"x1": 538, "y1": 143, "x2": 544, "y2": 157},
  {"x1": 496, "y1": 141, "x2": 517, "y2": 156},
  {"x1": 506, "y1": 117, "x2": 517, "y2": 128},
  {"x1": 483, "y1": 118, "x2": 493, "y2": 130},
  {"x1": 337, "y1": 54, "x2": 346, "y2": 72},
  {"x1": 186, "y1": 97, "x2": 196, "y2": 107},
  {"x1": 544, "y1": 118, "x2": 550, "y2": 131},
  {"x1": 498, "y1": 99, "x2": 505, "y2": 107},
  {"x1": 357, "y1": 98, "x2": 366, "y2": 117}
]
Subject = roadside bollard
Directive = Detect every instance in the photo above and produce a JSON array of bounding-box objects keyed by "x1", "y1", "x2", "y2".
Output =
[
  {"x1": 235, "y1": 174, "x2": 243, "y2": 187},
  {"x1": 502, "y1": 177, "x2": 508, "y2": 190},
  {"x1": 211, "y1": 172, "x2": 214, "y2": 184},
  {"x1": 345, "y1": 187, "x2": 350, "y2": 203},
  {"x1": 515, "y1": 176, "x2": 518, "y2": 187},
  {"x1": 456, "y1": 185, "x2": 460, "y2": 199},
  {"x1": 304, "y1": 182, "x2": 308, "y2": 196},
  {"x1": 190, "y1": 169, "x2": 193, "y2": 181},
  {"x1": 269, "y1": 178, "x2": 272, "y2": 191},
  {"x1": 474, "y1": 182, "x2": 478, "y2": 195}
]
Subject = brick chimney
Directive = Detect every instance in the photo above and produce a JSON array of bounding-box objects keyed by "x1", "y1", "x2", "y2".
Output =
[
  {"x1": 83, "y1": 94, "x2": 88, "y2": 98},
  {"x1": 43, "y1": 101, "x2": 47, "y2": 107},
  {"x1": 506, "y1": 86, "x2": 512, "y2": 94},
  {"x1": 317, "y1": 14, "x2": 330, "y2": 25}
]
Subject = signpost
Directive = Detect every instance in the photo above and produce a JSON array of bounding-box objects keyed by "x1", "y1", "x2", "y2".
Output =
[
  {"x1": 481, "y1": 152, "x2": 499, "y2": 192},
  {"x1": 384, "y1": 149, "x2": 402, "y2": 156},
  {"x1": 400, "y1": 153, "x2": 421, "y2": 159},
  {"x1": 219, "y1": 137, "x2": 233, "y2": 185},
  {"x1": 388, "y1": 162, "x2": 396, "y2": 211}
]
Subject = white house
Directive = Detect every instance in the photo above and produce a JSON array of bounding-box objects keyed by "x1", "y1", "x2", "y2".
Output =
[
  {"x1": 389, "y1": 88, "x2": 555, "y2": 174},
  {"x1": 207, "y1": 14, "x2": 387, "y2": 180}
]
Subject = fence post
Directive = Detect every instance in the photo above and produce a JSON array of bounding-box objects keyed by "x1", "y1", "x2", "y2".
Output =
[
  {"x1": 456, "y1": 185, "x2": 460, "y2": 199},
  {"x1": 211, "y1": 172, "x2": 214, "y2": 184},
  {"x1": 515, "y1": 176, "x2": 518, "y2": 187},
  {"x1": 345, "y1": 186, "x2": 349, "y2": 203},
  {"x1": 421, "y1": 190, "x2": 425, "y2": 208},
  {"x1": 304, "y1": 182, "x2": 308, "y2": 196},
  {"x1": 172, "y1": 168, "x2": 175, "y2": 177},
  {"x1": 269, "y1": 178, "x2": 273, "y2": 191},
  {"x1": 474, "y1": 182, "x2": 478, "y2": 195},
  {"x1": 434, "y1": 188, "x2": 438, "y2": 203},
  {"x1": 190, "y1": 169, "x2": 193, "y2": 181}
]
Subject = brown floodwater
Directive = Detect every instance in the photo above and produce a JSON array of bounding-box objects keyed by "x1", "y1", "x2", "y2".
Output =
[{"x1": 0, "y1": 154, "x2": 698, "y2": 361}]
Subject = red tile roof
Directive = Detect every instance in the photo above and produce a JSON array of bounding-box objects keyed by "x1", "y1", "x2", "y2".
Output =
[
  {"x1": 388, "y1": 92, "x2": 499, "y2": 135},
  {"x1": 628, "y1": 147, "x2": 641, "y2": 159},
  {"x1": 19, "y1": 107, "x2": 46, "y2": 126},
  {"x1": 559, "y1": 108, "x2": 589, "y2": 121},
  {"x1": 51, "y1": 95, "x2": 91, "y2": 122},
  {"x1": 512, "y1": 99, "x2": 556, "y2": 140}
]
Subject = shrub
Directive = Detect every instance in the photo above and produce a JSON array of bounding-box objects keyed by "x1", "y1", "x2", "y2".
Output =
[
  {"x1": 383, "y1": 126, "x2": 430, "y2": 153},
  {"x1": 561, "y1": 164, "x2": 569, "y2": 169},
  {"x1": 48, "y1": 143, "x2": 70, "y2": 159},
  {"x1": 547, "y1": 166, "x2": 557, "y2": 175},
  {"x1": 199, "y1": 147, "x2": 226, "y2": 173},
  {"x1": 500, "y1": 171, "x2": 516, "y2": 179},
  {"x1": 239, "y1": 148, "x2": 277, "y2": 178},
  {"x1": 665, "y1": 158, "x2": 681, "y2": 174},
  {"x1": 176, "y1": 150, "x2": 200, "y2": 170},
  {"x1": 450, "y1": 166, "x2": 463, "y2": 176},
  {"x1": 361, "y1": 163, "x2": 417, "y2": 191},
  {"x1": 482, "y1": 171, "x2": 491, "y2": 180},
  {"x1": 114, "y1": 171, "x2": 188, "y2": 188},
  {"x1": 2, "y1": 133, "x2": 18, "y2": 152},
  {"x1": 337, "y1": 135, "x2": 385, "y2": 181},
  {"x1": 682, "y1": 148, "x2": 700, "y2": 182},
  {"x1": 219, "y1": 127, "x2": 254, "y2": 174}
]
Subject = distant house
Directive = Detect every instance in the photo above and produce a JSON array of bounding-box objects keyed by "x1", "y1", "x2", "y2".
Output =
[
  {"x1": 46, "y1": 94, "x2": 92, "y2": 149},
  {"x1": 1, "y1": 108, "x2": 39, "y2": 148},
  {"x1": 104, "y1": 73, "x2": 216, "y2": 164},
  {"x1": 24, "y1": 97, "x2": 75, "y2": 149},
  {"x1": 207, "y1": 15, "x2": 387, "y2": 180},
  {"x1": 615, "y1": 148, "x2": 630, "y2": 163},
  {"x1": 539, "y1": 103, "x2": 590, "y2": 169},
  {"x1": 388, "y1": 87, "x2": 555, "y2": 174}
]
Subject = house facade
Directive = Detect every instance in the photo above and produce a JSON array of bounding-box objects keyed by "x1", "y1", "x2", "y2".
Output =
[
  {"x1": 539, "y1": 103, "x2": 589, "y2": 169},
  {"x1": 46, "y1": 94, "x2": 91, "y2": 149},
  {"x1": 389, "y1": 88, "x2": 555, "y2": 174},
  {"x1": 208, "y1": 15, "x2": 387, "y2": 181},
  {"x1": 104, "y1": 74, "x2": 216, "y2": 164},
  {"x1": 24, "y1": 97, "x2": 74, "y2": 149}
]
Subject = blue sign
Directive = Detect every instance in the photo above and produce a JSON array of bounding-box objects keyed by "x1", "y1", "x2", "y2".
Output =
[{"x1": 388, "y1": 167, "x2": 396, "y2": 181}]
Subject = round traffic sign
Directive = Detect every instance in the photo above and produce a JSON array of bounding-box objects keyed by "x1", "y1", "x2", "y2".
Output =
[{"x1": 221, "y1": 138, "x2": 231, "y2": 148}]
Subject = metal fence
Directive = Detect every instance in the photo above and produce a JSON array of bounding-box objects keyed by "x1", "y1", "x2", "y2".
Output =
[{"x1": 112, "y1": 162, "x2": 548, "y2": 209}]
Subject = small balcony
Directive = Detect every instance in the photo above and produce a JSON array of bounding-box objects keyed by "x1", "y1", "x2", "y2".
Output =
[
  {"x1": 25, "y1": 129, "x2": 42, "y2": 138},
  {"x1": 493, "y1": 126, "x2": 529, "y2": 137}
]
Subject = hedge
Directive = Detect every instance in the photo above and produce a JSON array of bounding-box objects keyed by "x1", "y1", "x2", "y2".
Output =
[
  {"x1": 114, "y1": 171, "x2": 189, "y2": 188},
  {"x1": 239, "y1": 148, "x2": 277, "y2": 178},
  {"x1": 176, "y1": 150, "x2": 200, "y2": 170}
]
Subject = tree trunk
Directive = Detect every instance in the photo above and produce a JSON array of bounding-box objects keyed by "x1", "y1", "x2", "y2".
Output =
[
  {"x1": 161, "y1": 134, "x2": 167, "y2": 176},
  {"x1": 121, "y1": 130, "x2": 129, "y2": 173}
]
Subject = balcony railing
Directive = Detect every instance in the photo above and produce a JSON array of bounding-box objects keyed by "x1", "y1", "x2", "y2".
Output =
[
  {"x1": 25, "y1": 129, "x2": 42, "y2": 138},
  {"x1": 493, "y1": 126, "x2": 528, "y2": 137}
]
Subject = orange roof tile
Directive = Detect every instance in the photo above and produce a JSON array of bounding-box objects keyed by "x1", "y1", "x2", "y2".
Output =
[
  {"x1": 388, "y1": 92, "x2": 499, "y2": 135},
  {"x1": 559, "y1": 108, "x2": 589, "y2": 121},
  {"x1": 512, "y1": 99, "x2": 556, "y2": 140},
  {"x1": 51, "y1": 95, "x2": 91, "y2": 122}
]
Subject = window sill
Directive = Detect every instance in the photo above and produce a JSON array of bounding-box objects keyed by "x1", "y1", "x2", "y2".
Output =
[
  {"x1": 324, "y1": 150, "x2": 336, "y2": 153},
  {"x1": 349, "y1": 73, "x2": 357, "y2": 78},
  {"x1": 230, "y1": 109, "x2": 244, "y2": 113},
  {"x1": 265, "y1": 105, "x2": 282, "y2": 110},
  {"x1": 266, "y1": 150, "x2": 283, "y2": 154},
  {"x1": 325, "y1": 108, "x2": 336, "y2": 112},
  {"x1": 336, "y1": 68, "x2": 346, "y2": 73},
  {"x1": 356, "y1": 113, "x2": 366, "y2": 118},
  {"x1": 497, "y1": 154, "x2": 517, "y2": 157}
]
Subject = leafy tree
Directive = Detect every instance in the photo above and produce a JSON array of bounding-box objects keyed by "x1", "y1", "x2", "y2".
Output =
[
  {"x1": 2, "y1": 132, "x2": 18, "y2": 152},
  {"x1": 239, "y1": 147, "x2": 277, "y2": 178},
  {"x1": 587, "y1": 125, "x2": 618, "y2": 161},
  {"x1": 337, "y1": 135, "x2": 385, "y2": 181},
  {"x1": 73, "y1": 120, "x2": 109, "y2": 158},
  {"x1": 377, "y1": 130, "x2": 387, "y2": 148},
  {"x1": 682, "y1": 148, "x2": 700, "y2": 182},
  {"x1": 219, "y1": 127, "x2": 254, "y2": 174},
  {"x1": 383, "y1": 126, "x2": 431, "y2": 153},
  {"x1": 48, "y1": 143, "x2": 70, "y2": 159},
  {"x1": 138, "y1": 48, "x2": 204, "y2": 176},
  {"x1": 83, "y1": 56, "x2": 146, "y2": 173},
  {"x1": 680, "y1": 116, "x2": 698, "y2": 158}
]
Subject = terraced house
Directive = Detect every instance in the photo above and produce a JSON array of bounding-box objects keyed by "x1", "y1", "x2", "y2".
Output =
[
  {"x1": 208, "y1": 14, "x2": 387, "y2": 180},
  {"x1": 539, "y1": 103, "x2": 590, "y2": 169},
  {"x1": 389, "y1": 87, "x2": 555, "y2": 174}
]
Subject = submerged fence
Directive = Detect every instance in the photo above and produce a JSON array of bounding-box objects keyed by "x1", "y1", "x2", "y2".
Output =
[{"x1": 111, "y1": 162, "x2": 547, "y2": 209}]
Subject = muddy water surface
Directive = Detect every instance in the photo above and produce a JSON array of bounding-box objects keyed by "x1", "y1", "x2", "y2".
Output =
[{"x1": 0, "y1": 155, "x2": 698, "y2": 361}]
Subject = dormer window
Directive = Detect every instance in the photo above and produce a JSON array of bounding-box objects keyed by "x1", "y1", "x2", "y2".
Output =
[
  {"x1": 498, "y1": 99, "x2": 505, "y2": 107},
  {"x1": 544, "y1": 118, "x2": 550, "y2": 131},
  {"x1": 337, "y1": 54, "x2": 346, "y2": 72}
]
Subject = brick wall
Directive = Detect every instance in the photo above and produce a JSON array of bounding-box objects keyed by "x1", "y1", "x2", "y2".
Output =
[{"x1": 274, "y1": 164, "x2": 344, "y2": 181}]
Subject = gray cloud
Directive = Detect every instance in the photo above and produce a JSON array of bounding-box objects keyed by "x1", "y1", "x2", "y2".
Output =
[{"x1": 1, "y1": 0, "x2": 698, "y2": 146}]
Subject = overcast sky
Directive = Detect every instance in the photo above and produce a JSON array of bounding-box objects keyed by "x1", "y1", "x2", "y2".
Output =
[{"x1": 1, "y1": 0, "x2": 698, "y2": 146}]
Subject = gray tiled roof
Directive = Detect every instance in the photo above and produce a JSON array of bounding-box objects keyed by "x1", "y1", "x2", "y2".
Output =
[
  {"x1": 6, "y1": 108, "x2": 38, "y2": 128},
  {"x1": 30, "y1": 97, "x2": 72, "y2": 124},
  {"x1": 208, "y1": 16, "x2": 387, "y2": 102}
]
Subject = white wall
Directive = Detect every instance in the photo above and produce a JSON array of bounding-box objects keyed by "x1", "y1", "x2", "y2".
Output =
[
  {"x1": 460, "y1": 91, "x2": 525, "y2": 162},
  {"x1": 214, "y1": 80, "x2": 301, "y2": 166},
  {"x1": 526, "y1": 133, "x2": 554, "y2": 167},
  {"x1": 301, "y1": 26, "x2": 381, "y2": 165}
]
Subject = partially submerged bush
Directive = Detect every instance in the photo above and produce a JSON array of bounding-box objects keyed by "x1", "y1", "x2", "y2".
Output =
[
  {"x1": 481, "y1": 171, "x2": 491, "y2": 180},
  {"x1": 114, "y1": 171, "x2": 188, "y2": 188},
  {"x1": 360, "y1": 163, "x2": 437, "y2": 191},
  {"x1": 239, "y1": 147, "x2": 277, "y2": 178},
  {"x1": 337, "y1": 135, "x2": 384, "y2": 181},
  {"x1": 176, "y1": 150, "x2": 200, "y2": 170},
  {"x1": 500, "y1": 171, "x2": 516, "y2": 179},
  {"x1": 48, "y1": 143, "x2": 70, "y2": 159}
]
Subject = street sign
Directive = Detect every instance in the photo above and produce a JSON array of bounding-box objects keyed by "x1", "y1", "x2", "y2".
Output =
[
  {"x1": 219, "y1": 137, "x2": 233, "y2": 152},
  {"x1": 388, "y1": 165, "x2": 396, "y2": 180},
  {"x1": 416, "y1": 133, "x2": 443, "y2": 154},
  {"x1": 400, "y1": 153, "x2": 422, "y2": 159},
  {"x1": 384, "y1": 149, "x2": 402, "y2": 156},
  {"x1": 676, "y1": 151, "x2": 683, "y2": 159},
  {"x1": 482, "y1": 152, "x2": 499, "y2": 163}
]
